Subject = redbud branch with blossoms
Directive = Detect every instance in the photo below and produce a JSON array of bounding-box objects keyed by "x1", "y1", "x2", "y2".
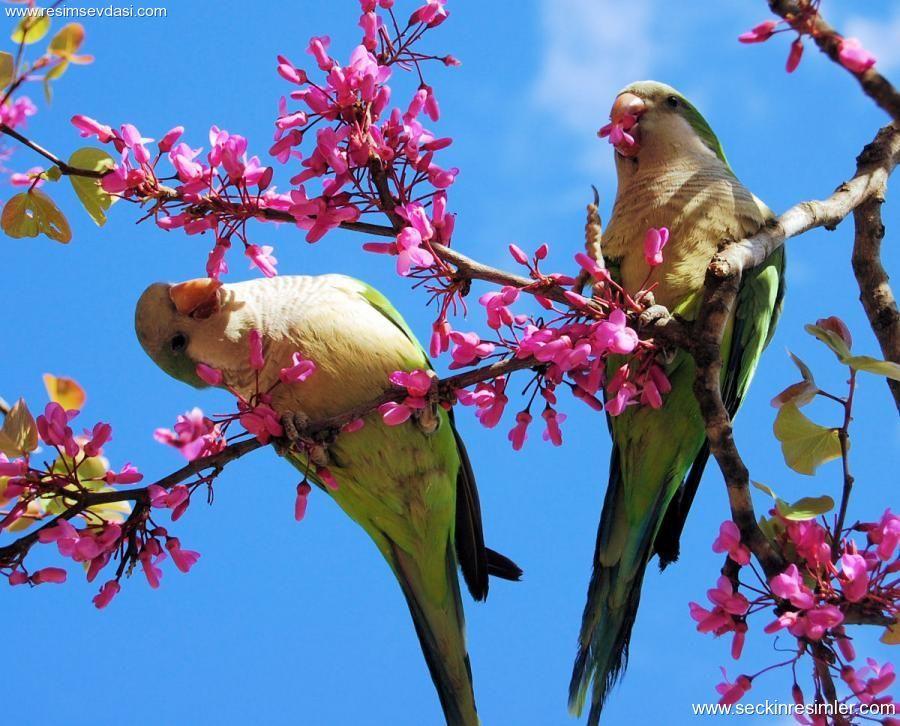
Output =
[{"x1": 1, "y1": 0, "x2": 899, "y2": 719}]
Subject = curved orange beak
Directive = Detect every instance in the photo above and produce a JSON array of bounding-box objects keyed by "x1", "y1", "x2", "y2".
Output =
[
  {"x1": 169, "y1": 277, "x2": 222, "y2": 319},
  {"x1": 601, "y1": 92, "x2": 646, "y2": 158}
]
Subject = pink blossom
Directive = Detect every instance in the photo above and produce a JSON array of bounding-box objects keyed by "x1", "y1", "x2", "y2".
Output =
[
  {"x1": 449, "y1": 331, "x2": 494, "y2": 369},
  {"x1": 105, "y1": 463, "x2": 143, "y2": 485},
  {"x1": 139, "y1": 549, "x2": 163, "y2": 589},
  {"x1": 307, "y1": 35, "x2": 335, "y2": 71},
  {"x1": 430, "y1": 319, "x2": 451, "y2": 357},
  {"x1": 166, "y1": 538, "x2": 201, "y2": 573},
  {"x1": 786, "y1": 38, "x2": 804, "y2": 73},
  {"x1": 867, "y1": 509, "x2": 900, "y2": 560},
  {"x1": 479, "y1": 286, "x2": 519, "y2": 330},
  {"x1": 738, "y1": 20, "x2": 778, "y2": 44},
  {"x1": 295, "y1": 481, "x2": 312, "y2": 522},
  {"x1": 541, "y1": 407, "x2": 565, "y2": 446},
  {"x1": 206, "y1": 240, "x2": 230, "y2": 280},
  {"x1": 594, "y1": 309, "x2": 638, "y2": 355},
  {"x1": 93, "y1": 580, "x2": 121, "y2": 609},
  {"x1": 390, "y1": 369, "x2": 434, "y2": 398},
  {"x1": 716, "y1": 670, "x2": 752, "y2": 706},
  {"x1": 0, "y1": 457, "x2": 26, "y2": 477},
  {"x1": 574, "y1": 252, "x2": 610, "y2": 283},
  {"x1": 36, "y1": 402, "x2": 79, "y2": 458},
  {"x1": 785, "y1": 519, "x2": 831, "y2": 568},
  {"x1": 770, "y1": 564, "x2": 815, "y2": 609},
  {"x1": 457, "y1": 378, "x2": 508, "y2": 429},
  {"x1": 196, "y1": 363, "x2": 223, "y2": 386},
  {"x1": 379, "y1": 400, "x2": 416, "y2": 426},
  {"x1": 410, "y1": 0, "x2": 448, "y2": 28},
  {"x1": 10, "y1": 166, "x2": 45, "y2": 187},
  {"x1": 317, "y1": 465, "x2": 338, "y2": 491},
  {"x1": 837, "y1": 37, "x2": 876, "y2": 74},
  {"x1": 839, "y1": 552, "x2": 869, "y2": 602},
  {"x1": 246, "y1": 244, "x2": 278, "y2": 278},
  {"x1": 71, "y1": 114, "x2": 115, "y2": 143},
  {"x1": 154, "y1": 408, "x2": 225, "y2": 461},
  {"x1": 31, "y1": 567, "x2": 67, "y2": 585},
  {"x1": 643, "y1": 227, "x2": 669, "y2": 267},
  {"x1": 689, "y1": 601, "x2": 733, "y2": 634},
  {"x1": 508, "y1": 411, "x2": 532, "y2": 451},
  {"x1": 239, "y1": 402, "x2": 284, "y2": 444},
  {"x1": 509, "y1": 244, "x2": 530, "y2": 266},
  {"x1": 248, "y1": 329, "x2": 265, "y2": 370},
  {"x1": 707, "y1": 576, "x2": 750, "y2": 616},
  {"x1": 712, "y1": 520, "x2": 751, "y2": 566},
  {"x1": 280, "y1": 353, "x2": 317, "y2": 384},
  {"x1": 8, "y1": 570, "x2": 28, "y2": 586}
]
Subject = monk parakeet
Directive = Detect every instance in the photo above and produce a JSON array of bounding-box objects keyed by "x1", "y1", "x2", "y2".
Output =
[
  {"x1": 134, "y1": 274, "x2": 521, "y2": 726},
  {"x1": 569, "y1": 81, "x2": 785, "y2": 722}
]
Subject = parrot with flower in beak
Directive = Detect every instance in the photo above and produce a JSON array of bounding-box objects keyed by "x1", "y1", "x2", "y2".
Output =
[
  {"x1": 569, "y1": 81, "x2": 785, "y2": 722},
  {"x1": 134, "y1": 274, "x2": 521, "y2": 726}
]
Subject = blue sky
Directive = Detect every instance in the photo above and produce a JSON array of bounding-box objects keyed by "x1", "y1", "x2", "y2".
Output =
[{"x1": 3, "y1": 1, "x2": 898, "y2": 724}]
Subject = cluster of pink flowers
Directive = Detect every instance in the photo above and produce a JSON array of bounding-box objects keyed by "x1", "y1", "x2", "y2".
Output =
[
  {"x1": 690, "y1": 510, "x2": 899, "y2": 713},
  {"x1": 739, "y1": 12, "x2": 876, "y2": 75},
  {"x1": 0, "y1": 401, "x2": 207, "y2": 609},
  {"x1": 444, "y1": 233, "x2": 671, "y2": 450}
]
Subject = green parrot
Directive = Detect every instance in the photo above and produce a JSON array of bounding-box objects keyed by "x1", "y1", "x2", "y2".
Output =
[
  {"x1": 569, "y1": 81, "x2": 785, "y2": 722},
  {"x1": 134, "y1": 273, "x2": 521, "y2": 726}
]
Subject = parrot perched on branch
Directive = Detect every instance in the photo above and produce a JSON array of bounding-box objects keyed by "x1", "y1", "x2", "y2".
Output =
[
  {"x1": 569, "y1": 81, "x2": 785, "y2": 723},
  {"x1": 134, "y1": 274, "x2": 521, "y2": 726}
]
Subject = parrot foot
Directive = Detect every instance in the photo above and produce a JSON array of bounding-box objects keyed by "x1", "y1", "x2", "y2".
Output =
[
  {"x1": 638, "y1": 304, "x2": 671, "y2": 330},
  {"x1": 412, "y1": 403, "x2": 441, "y2": 436},
  {"x1": 278, "y1": 411, "x2": 334, "y2": 467}
]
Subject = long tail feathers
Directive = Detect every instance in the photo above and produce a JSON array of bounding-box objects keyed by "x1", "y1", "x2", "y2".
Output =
[
  {"x1": 569, "y1": 457, "x2": 671, "y2": 725},
  {"x1": 388, "y1": 539, "x2": 480, "y2": 726}
]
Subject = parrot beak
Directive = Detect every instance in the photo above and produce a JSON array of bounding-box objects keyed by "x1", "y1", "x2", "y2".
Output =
[
  {"x1": 599, "y1": 92, "x2": 646, "y2": 158},
  {"x1": 169, "y1": 277, "x2": 223, "y2": 319}
]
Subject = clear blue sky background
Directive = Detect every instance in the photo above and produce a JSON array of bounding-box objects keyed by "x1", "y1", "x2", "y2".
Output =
[{"x1": 4, "y1": 1, "x2": 898, "y2": 724}]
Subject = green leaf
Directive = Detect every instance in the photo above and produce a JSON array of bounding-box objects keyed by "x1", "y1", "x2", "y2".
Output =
[
  {"x1": 0, "y1": 51, "x2": 14, "y2": 88},
  {"x1": 788, "y1": 350, "x2": 816, "y2": 384},
  {"x1": 66, "y1": 147, "x2": 115, "y2": 226},
  {"x1": 845, "y1": 355, "x2": 900, "y2": 381},
  {"x1": 773, "y1": 403, "x2": 843, "y2": 475},
  {"x1": 805, "y1": 323, "x2": 852, "y2": 361},
  {"x1": 0, "y1": 398, "x2": 38, "y2": 457},
  {"x1": 43, "y1": 166, "x2": 62, "y2": 182},
  {"x1": 1, "y1": 189, "x2": 72, "y2": 243},
  {"x1": 752, "y1": 481, "x2": 778, "y2": 499},
  {"x1": 11, "y1": 14, "x2": 50, "y2": 45},
  {"x1": 776, "y1": 495, "x2": 835, "y2": 521}
]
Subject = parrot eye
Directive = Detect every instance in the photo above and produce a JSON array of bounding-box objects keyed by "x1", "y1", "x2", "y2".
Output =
[
  {"x1": 170, "y1": 332, "x2": 188, "y2": 353},
  {"x1": 666, "y1": 95, "x2": 680, "y2": 108}
]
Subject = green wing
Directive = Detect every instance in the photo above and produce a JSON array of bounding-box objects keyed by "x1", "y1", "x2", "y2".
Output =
[
  {"x1": 356, "y1": 280, "x2": 521, "y2": 598},
  {"x1": 654, "y1": 245, "x2": 786, "y2": 564}
]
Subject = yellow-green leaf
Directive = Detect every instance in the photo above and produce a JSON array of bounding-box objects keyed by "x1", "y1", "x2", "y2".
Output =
[
  {"x1": 44, "y1": 166, "x2": 62, "y2": 182},
  {"x1": 0, "y1": 398, "x2": 38, "y2": 456},
  {"x1": 845, "y1": 355, "x2": 900, "y2": 381},
  {"x1": 11, "y1": 14, "x2": 50, "y2": 45},
  {"x1": 0, "y1": 51, "x2": 14, "y2": 88},
  {"x1": 776, "y1": 495, "x2": 835, "y2": 521},
  {"x1": 43, "y1": 374, "x2": 86, "y2": 411},
  {"x1": 1, "y1": 189, "x2": 72, "y2": 243},
  {"x1": 773, "y1": 403, "x2": 843, "y2": 475},
  {"x1": 805, "y1": 323, "x2": 852, "y2": 361},
  {"x1": 881, "y1": 620, "x2": 900, "y2": 645},
  {"x1": 67, "y1": 147, "x2": 115, "y2": 226}
]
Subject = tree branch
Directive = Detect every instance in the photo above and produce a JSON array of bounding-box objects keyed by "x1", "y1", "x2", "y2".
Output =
[
  {"x1": 851, "y1": 179, "x2": 900, "y2": 409},
  {"x1": 691, "y1": 122, "x2": 900, "y2": 578},
  {"x1": 767, "y1": 0, "x2": 900, "y2": 123},
  {"x1": 0, "y1": 354, "x2": 539, "y2": 569}
]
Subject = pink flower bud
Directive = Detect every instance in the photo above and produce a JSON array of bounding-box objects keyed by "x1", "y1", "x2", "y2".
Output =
[
  {"x1": 786, "y1": 38, "x2": 804, "y2": 73},
  {"x1": 195, "y1": 363, "x2": 223, "y2": 386},
  {"x1": 31, "y1": 567, "x2": 67, "y2": 585},
  {"x1": 295, "y1": 481, "x2": 312, "y2": 521}
]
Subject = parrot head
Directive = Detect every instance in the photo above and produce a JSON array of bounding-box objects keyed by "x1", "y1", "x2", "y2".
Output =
[
  {"x1": 134, "y1": 277, "x2": 235, "y2": 388},
  {"x1": 601, "y1": 80, "x2": 728, "y2": 170}
]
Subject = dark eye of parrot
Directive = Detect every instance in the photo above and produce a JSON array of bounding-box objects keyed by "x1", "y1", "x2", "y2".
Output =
[
  {"x1": 170, "y1": 332, "x2": 188, "y2": 353},
  {"x1": 666, "y1": 95, "x2": 679, "y2": 108}
]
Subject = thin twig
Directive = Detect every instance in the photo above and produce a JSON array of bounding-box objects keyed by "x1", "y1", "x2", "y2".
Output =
[{"x1": 768, "y1": 0, "x2": 900, "y2": 123}]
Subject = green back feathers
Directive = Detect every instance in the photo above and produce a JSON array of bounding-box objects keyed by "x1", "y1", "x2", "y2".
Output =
[{"x1": 676, "y1": 95, "x2": 730, "y2": 169}]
